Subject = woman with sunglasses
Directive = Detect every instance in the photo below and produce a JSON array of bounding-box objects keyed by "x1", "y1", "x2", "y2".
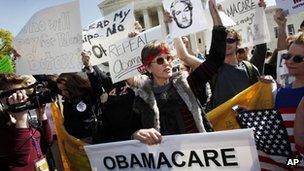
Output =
[
  {"x1": 259, "y1": 33, "x2": 304, "y2": 170},
  {"x1": 131, "y1": 0, "x2": 225, "y2": 145}
]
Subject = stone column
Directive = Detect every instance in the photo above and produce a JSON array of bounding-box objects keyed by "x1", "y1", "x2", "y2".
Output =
[
  {"x1": 189, "y1": 34, "x2": 198, "y2": 53},
  {"x1": 143, "y1": 9, "x2": 151, "y2": 29},
  {"x1": 157, "y1": 6, "x2": 167, "y2": 36}
]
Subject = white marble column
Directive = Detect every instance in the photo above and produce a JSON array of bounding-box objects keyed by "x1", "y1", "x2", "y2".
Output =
[
  {"x1": 143, "y1": 9, "x2": 151, "y2": 29},
  {"x1": 157, "y1": 6, "x2": 167, "y2": 36},
  {"x1": 189, "y1": 34, "x2": 198, "y2": 53}
]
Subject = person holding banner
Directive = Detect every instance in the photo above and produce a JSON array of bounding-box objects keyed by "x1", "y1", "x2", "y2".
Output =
[{"x1": 131, "y1": 0, "x2": 226, "y2": 145}]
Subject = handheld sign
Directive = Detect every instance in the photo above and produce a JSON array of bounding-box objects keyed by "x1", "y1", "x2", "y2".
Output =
[
  {"x1": 82, "y1": 3, "x2": 135, "y2": 65},
  {"x1": 162, "y1": 0, "x2": 208, "y2": 38},
  {"x1": 14, "y1": 1, "x2": 83, "y2": 75},
  {"x1": 220, "y1": 0, "x2": 271, "y2": 47},
  {"x1": 276, "y1": 50, "x2": 295, "y2": 86},
  {"x1": 275, "y1": 0, "x2": 304, "y2": 15},
  {"x1": 108, "y1": 26, "x2": 164, "y2": 83},
  {"x1": 84, "y1": 129, "x2": 260, "y2": 171}
]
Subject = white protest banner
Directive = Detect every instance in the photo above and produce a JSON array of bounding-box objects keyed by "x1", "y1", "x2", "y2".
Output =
[
  {"x1": 275, "y1": 0, "x2": 304, "y2": 15},
  {"x1": 201, "y1": 2, "x2": 236, "y2": 54},
  {"x1": 108, "y1": 26, "x2": 164, "y2": 83},
  {"x1": 162, "y1": 0, "x2": 208, "y2": 38},
  {"x1": 219, "y1": 11, "x2": 236, "y2": 27},
  {"x1": 82, "y1": 3, "x2": 135, "y2": 65},
  {"x1": 14, "y1": 1, "x2": 83, "y2": 75},
  {"x1": 276, "y1": 49, "x2": 295, "y2": 86},
  {"x1": 221, "y1": 0, "x2": 271, "y2": 47},
  {"x1": 84, "y1": 129, "x2": 260, "y2": 171}
]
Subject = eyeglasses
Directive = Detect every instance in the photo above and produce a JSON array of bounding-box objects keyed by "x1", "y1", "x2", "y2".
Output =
[
  {"x1": 151, "y1": 56, "x2": 174, "y2": 65},
  {"x1": 282, "y1": 53, "x2": 304, "y2": 63},
  {"x1": 226, "y1": 38, "x2": 237, "y2": 44}
]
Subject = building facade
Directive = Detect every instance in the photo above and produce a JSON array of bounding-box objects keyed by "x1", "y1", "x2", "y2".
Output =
[{"x1": 265, "y1": 6, "x2": 304, "y2": 51}]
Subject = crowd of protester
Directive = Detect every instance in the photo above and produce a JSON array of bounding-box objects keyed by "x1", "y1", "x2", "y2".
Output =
[{"x1": 0, "y1": 0, "x2": 303, "y2": 170}]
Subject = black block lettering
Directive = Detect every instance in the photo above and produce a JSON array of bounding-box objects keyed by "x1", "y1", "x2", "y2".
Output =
[
  {"x1": 203, "y1": 150, "x2": 221, "y2": 166},
  {"x1": 172, "y1": 151, "x2": 186, "y2": 167},
  {"x1": 221, "y1": 148, "x2": 238, "y2": 166}
]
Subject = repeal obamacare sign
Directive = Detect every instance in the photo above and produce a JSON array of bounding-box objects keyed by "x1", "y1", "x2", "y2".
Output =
[
  {"x1": 82, "y1": 3, "x2": 135, "y2": 65},
  {"x1": 84, "y1": 129, "x2": 260, "y2": 171}
]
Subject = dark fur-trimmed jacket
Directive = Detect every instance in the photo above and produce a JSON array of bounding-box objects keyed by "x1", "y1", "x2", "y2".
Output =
[{"x1": 133, "y1": 72, "x2": 213, "y2": 134}]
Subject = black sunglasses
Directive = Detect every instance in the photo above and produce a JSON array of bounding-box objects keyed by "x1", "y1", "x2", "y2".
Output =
[
  {"x1": 226, "y1": 38, "x2": 237, "y2": 44},
  {"x1": 282, "y1": 53, "x2": 304, "y2": 63},
  {"x1": 237, "y1": 48, "x2": 245, "y2": 54},
  {"x1": 151, "y1": 56, "x2": 173, "y2": 65}
]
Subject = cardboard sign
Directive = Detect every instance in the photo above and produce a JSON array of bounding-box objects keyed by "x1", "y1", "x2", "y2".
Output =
[
  {"x1": 220, "y1": 0, "x2": 271, "y2": 47},
  {"x1": 162, "y1": 0, "x2": 208, "y2": 38},
  {"x1": 14, "y1": 1, "x2": 83, "y2": 75},
  {"x1": 84, "y1": 129, "x2": 260, "y2": 171},
  {"x1": 82, "y1": 3, "x2": 135, "y2": 65},
  {"x1": 276, "y1": 50, "x2": 295, "y2": 86},
  {"x1": 108, "y1": 26, "x2": 164, "y2": 83}
]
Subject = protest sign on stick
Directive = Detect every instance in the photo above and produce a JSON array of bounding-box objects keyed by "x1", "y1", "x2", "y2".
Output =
[
  {"x1": 220, "y1": 0, "x2": 271, "y2": 47},
  {"x1": 82, "y1": 3, "x2": 135, "y2": 65},
  {"x1": 108, "y1": 26, "x2": 164, "y2": 83},
  {"x1": 162, "y1": 0, "x2": 208, "y2": 38},
  {"x1": 14, "y1": 1, "x2": 83, "y2": 75},
  {"x1": 275, "y1": 0, "x2": 304, "y2": 15},
  {"x1": 84, "y1": 129, "x2": 260, "y2": 171}
]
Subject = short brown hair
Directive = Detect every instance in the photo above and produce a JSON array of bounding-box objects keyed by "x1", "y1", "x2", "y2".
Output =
[
  {"x1": 0, "y1": 74, "x2": 29, "y2": 90},
  {"x1": 57, "y1": 73, "x2": 93, "y2": 99},
  {"x1": 141, "y1": 41, "x2": 170, "y2": 65},
  {"x1": 227, "y1": 29, "x2": 242, "y2": 46},
  {"x1": 294, "y1": 33, "x2": 304, "y2": 45}
]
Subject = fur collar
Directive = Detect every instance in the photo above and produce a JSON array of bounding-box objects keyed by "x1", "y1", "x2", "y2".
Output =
[{"x1": 136, "y1": 72, "x2": 206, "y2": 133}]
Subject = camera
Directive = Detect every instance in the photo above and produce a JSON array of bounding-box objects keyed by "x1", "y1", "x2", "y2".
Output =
[{"x1": 0, "y1": 82, "x2": 57, "y2": 113}]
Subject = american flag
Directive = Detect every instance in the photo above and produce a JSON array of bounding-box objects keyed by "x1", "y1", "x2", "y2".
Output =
[
  {"x1": 235, "y1": 108, "x2": 304, "y2": 170},
  {"x1": 236, "y1": 109, "x2": 292, "y2": 157}
]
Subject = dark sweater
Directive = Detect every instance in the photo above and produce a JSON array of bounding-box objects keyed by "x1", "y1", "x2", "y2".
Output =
[
  {"x1": 62, "y1": 66, "x2": 105, "y2": 141},
  {"x1": 87, "y1": 66, "x2": 141, "y2": 143},
  {"x1": 0, "y1": 120, "x2": 52, "y2": 171},
  {"x1": 187, "y1": 26, "x2": 227, "y2": 106}
]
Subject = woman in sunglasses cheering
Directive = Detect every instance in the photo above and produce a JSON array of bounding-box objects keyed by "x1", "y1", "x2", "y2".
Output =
[
  {"x1": 131, "y1": 0, "x2": 226, "y2": 145},
  {"x1": 273, "y1": 33, "x2": 304, "y2": 170}
]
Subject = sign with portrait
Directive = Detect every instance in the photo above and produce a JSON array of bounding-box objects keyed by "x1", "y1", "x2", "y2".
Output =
[
  {"x1": 108, "y1": 26, "x2": 164, "y2": 83},
  {"x1": 82, "y1": 3, "x2": 135, "y2": 65},
  {"x1": 14, "y1": 1, "x2": 83, "y2": 75},
  {"x1": 220, "y1": 0, "x2": 271, "y2": 47},
  {"x1": 276, "y1": 50, "x2": 295, "y2": 86},
  {"x1": 162, "y1": 0, "x2": 208, "y2": 38},
  {"x1": 84, "y1": 129, "x2": 260, "y2": 171},
  {"x1": 275, "y1": 0, "x2": 304, "y2": 15}
]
